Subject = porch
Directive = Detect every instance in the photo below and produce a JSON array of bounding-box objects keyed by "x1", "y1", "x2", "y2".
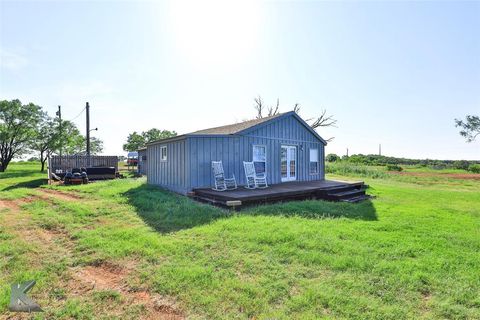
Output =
[{"x1": 190, "y1": 179, "x2": 369, "y2": 208}]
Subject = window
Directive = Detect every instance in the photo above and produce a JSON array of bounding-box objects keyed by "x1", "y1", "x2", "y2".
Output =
[
  {"x1": 253, "y1": 145, "x2": 266, "y2": 174},
  {"x1": 160, "y1": 146, "x2": 167, "y2": 161},
  {"x1": 310, "y1": 149, "x2": 319, "y2": 174}
]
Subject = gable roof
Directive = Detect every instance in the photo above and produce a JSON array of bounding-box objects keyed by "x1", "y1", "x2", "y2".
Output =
[
  {"x1": 188, "y1": 112, "x2": 285, "y2": 135},
  {"x1": 148, "y1": 111, "x2": 327, "y2": 145}
]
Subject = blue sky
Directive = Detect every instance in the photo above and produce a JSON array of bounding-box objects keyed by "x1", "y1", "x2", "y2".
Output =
[{"x1": 1, "y1": 0, "x2": 479, "y2": 159}]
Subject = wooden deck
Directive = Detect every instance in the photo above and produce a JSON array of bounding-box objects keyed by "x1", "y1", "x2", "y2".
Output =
[{"x1": 191, "y1": 180, "x2": 367, "y2": 208}]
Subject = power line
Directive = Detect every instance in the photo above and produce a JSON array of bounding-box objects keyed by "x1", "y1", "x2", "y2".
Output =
[{"x1": 68, "y1": 106, "x2": 86, "y2": 121}]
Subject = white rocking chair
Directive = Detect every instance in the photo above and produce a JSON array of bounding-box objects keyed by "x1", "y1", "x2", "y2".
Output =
[
  {"x1": 211, "y1": 161, "x2": 237, "y2": 191},
  {"x1": 243, "y1": 161, "x2": 268, "y2": 189}
]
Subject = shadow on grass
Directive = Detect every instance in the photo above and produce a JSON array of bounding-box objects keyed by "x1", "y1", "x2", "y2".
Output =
[
  {"x1": 123, "y1": 184, "x2": 377, "y2": 234},
  {"x1": 2, "y1": 178, "x2": 48, "y2": 191},
  {"x1": 123, "y1": 184, "x2": 230, "y2": 233}
]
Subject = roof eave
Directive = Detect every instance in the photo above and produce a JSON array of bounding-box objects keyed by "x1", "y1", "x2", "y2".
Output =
[{"x1": 236, "y1": 111, "x2": 328, "y2": 145}]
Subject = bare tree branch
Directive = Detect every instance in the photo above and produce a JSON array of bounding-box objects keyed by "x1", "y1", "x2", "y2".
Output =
[
  {"x1": 293, "y1": 103, "x2": 300, "y2": 114},
  {"x1": 254, "y1": 96, "x2": 264, "y2": 119},
  {"x1": 267, "y1": 98, "x2": 280, "y2": 117},
  {"x1": 307, "y1": 109, "x2": 337, "y2": 129},
  {"x1": 252, "y1": 97, "x2": 338, "y2": 142}
]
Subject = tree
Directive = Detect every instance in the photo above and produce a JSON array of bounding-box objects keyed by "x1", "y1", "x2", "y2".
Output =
[
  {"x1": 326, "y1": 153, "x2": 340, "y2": 162},
  {"x1": 123, "y1": 128, "x2": 177, "y2": 151},
  {"x1": 253, "y1": 96, "x2": 337, "y2": 142},
  {"x1": 57, "y1": 121, "x2": 104, "y2": 155},
  {"x1": 0, "y1": 99, "x2": 43, "y2": 172},
  {"x1": 455, "y1": 115, "x2": 480, "y2": 142},
  {"x1": 30, "y1": 113, "x2": 58, "y2": 172},
  {"x1": 60, "y1": 121, "x2": 84, "y2": 155}
]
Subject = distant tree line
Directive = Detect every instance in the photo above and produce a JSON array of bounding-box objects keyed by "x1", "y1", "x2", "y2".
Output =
[
  {"x1": 326, "y1": 153, "x2": 479, "y2": 172},
  {"x1": 0, "y1": 99, "x2": 103, "y2": 172}
]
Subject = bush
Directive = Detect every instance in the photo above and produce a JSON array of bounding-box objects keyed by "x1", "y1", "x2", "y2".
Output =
[
  {"x1": 386, "y1": 164, "x2": 403, "y2": 172},
  {"x1": 468, "y1": 164, "x2": 480, "y2": 173},
  {"x1": 326, "y1": 153, "x2": 340, "y2": 162},
  {"x1": 453, "y1": 160, "x2": 470, "y2": 170},
  {"x1": 326, "y1": 162, "x2": 388, "y2": 179}
]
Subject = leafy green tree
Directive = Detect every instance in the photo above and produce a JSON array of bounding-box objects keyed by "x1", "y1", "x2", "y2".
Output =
[
  {"x1": 30, "y1": 113, "x2": 58, "y2": 172},
  {"x1": 455, "y1": 115, "x2": 480, "y2": 142},
  {"x1": 0, "y1": 99, "x2": 43, "y2": 172},
  {"x1": 60, "y1": 124, "x2": 103, "y2": 155},
  {"x1": 326, "y1": 153, "x2": 340, "y2": 162},
  {"x1": 123, "y1": 132, "x2": 145, "y2": 152},
  {"x1": 123, "y1": 128, "x2": 177, "y2": 151}
]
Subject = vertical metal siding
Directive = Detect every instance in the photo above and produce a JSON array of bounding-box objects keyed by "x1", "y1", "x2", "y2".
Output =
[
  {"x1": 146, "y1": 139, "x2": 189, "y2": 194},
  {"x1": 147, "y1": 114, "x2": 326, "y2": 192},
  {"x1": 187, "y1": 115, "x2": 325, "y2": 189}
]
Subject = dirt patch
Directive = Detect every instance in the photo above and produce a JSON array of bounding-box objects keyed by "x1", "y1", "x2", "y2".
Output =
[
  {"x1": 391, "y1": 171, "x2": 480, "y2": 180},
  {"x1": 0, "y1": 199, "x2": 21, "y2": 212},
  {"x1": 69, "y1": 262, "x2": 184, "y2": 319},
  {"x1": 37, "y1": 188, "x2": 83, "y2": 201}
]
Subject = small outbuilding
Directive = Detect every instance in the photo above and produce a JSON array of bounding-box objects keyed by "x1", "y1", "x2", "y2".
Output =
[
  {"x1": 145, "y1": 111, "x2": 327, "y2": 194},
  {"x1": 137, "y1": 147, "x2": 147, "y2": 175}
]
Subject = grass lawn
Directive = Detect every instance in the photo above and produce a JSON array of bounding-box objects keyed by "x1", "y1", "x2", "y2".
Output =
[{"x1": 1, "y1": 162, "x2": 479, "y2": 319}]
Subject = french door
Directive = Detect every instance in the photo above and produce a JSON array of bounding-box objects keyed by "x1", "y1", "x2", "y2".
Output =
[{"x1": 281, "y1": 145, "x2": 297, "y2": 182}]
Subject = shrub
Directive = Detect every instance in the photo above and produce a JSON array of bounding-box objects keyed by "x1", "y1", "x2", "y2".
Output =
[
  {"x1": 386, "y1": 164, "x2": 403, "y2": 172},
  {"x1": 326, "y1": 153, "x2": 340, "y2": 162},
  {"x1": 468, "y1": 164, "x2": 480, "y2": 174},
  {"x1": 326, "y1": 162, "x2": 388, "y2": 179},
  {"x1": 453, "y1": 160, "x2": 470, "y2": 170}
]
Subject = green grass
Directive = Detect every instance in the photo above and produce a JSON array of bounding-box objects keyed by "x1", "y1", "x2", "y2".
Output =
[{"x1": 1, "y1": 162, "x2": 479, "y2": 319}]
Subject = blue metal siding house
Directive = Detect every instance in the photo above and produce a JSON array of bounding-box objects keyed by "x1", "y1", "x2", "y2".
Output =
[{"x1": 146, "y1": 112, "x2": 327, "y2": 194}]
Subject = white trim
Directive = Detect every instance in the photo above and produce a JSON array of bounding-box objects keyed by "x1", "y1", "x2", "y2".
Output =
[
  {"x1": 160, "y1": 146, "x2": 167, "y2": 161},
  {"x1": 309, "y1": 148, "x2": 319, "y2": 175},
  {"x1": 252, "y1": 144, "x2": 267, "y2": 175},
  {"x1": 281, "y1": 145, "x2": 297, "y2": 182}
]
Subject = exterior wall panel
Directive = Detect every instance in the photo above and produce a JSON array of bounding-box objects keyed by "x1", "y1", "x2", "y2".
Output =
[
  {"x1": 147, "y1": 114, "x2": 325, "y2": 193},
  {"x1": 146, "y1": 139, "x2": 189, "y2": 194},
  {"x1": 187, "y1": 116, "x2": 325, "y2": 189}
]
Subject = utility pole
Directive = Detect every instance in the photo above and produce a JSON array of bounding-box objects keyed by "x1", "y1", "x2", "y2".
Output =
[
  {"x1": 86, "y1": 102, "x2": 90, "y2": 157},
  {"x1": 56, "y1": 105, "x2": 62, "y2": 156}
]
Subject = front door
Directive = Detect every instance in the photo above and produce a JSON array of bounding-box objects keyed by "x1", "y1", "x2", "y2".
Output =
[{"x1": 281, "y1": 145, "x2": 297, "y2": 182}]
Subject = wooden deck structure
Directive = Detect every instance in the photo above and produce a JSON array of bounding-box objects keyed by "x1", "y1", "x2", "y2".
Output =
[{"x1": 191, "y1": 180, "x2": 369, "y2": 208}]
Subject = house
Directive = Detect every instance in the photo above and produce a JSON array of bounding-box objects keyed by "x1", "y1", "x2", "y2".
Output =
[{"x1": 144, "y1": 111, "x2": 327, "y2": 194}]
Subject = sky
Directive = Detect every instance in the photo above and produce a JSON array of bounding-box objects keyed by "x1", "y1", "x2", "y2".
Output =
[{"x1": 1, "y1": 0, "x2": 479, "y2": 160}]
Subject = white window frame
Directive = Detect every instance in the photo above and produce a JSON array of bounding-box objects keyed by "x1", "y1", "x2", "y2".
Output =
[
  {"x1": 310, "y1": 148, "x2": 319, "y2": 174},
  {"x1": 160, "y1": 146, "x2": 167, "y2": 161},
  {"x1": 252, "y1": 145, "x2": 267, "y2": 175}
]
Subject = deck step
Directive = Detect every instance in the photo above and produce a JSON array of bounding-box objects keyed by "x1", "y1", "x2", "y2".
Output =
[
  {"x1": 324, "y1": 184, "x2": 365, "y2": 194},
  {"x1": 327, "y1": 188, "x2": 365, "y2": 199},
  {"x1": 340, "y1": 194, "x2": 371, "y2": 203}
]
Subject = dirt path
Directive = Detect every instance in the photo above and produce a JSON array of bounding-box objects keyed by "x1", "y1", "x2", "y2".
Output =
[
  {"x1": 0, "y1": 193, "x2": 185, "y2": 319},
  {"x1": 36, "y1": 188, "x2": 84, "y2": 201}
]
